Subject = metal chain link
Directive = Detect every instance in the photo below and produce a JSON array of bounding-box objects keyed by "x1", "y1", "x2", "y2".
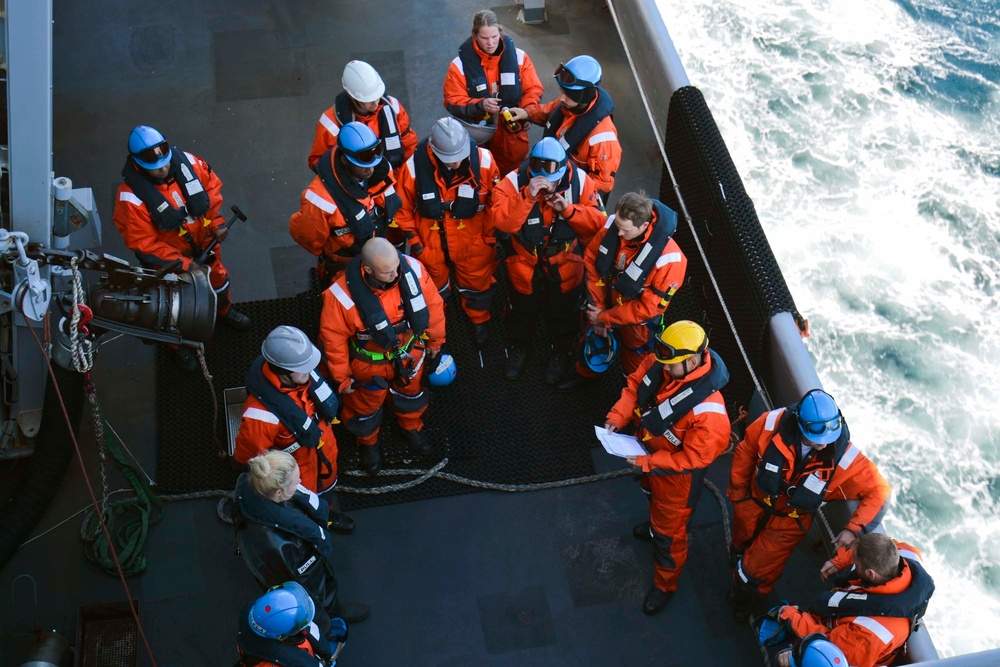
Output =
[
  {"x1": 83, "y1": 391, "x2": 110, "y2": 539},
  {"x1": 69, "y1": 257, "x2": 94, "y2": 373}
]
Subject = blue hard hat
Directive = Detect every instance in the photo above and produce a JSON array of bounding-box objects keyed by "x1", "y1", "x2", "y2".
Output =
[
  {"x1": 796, "y1": 389, "x2": 843, "y2": 446},
  {"x1": 792, "y1": 635, "x2": 848, "y2": 667},
  {"x1": 581, "y1": 327, "x2": 618, "y2": 374},
  {"x1": 529, "y1": 138, "x2": 568, "y2": 182},
  {"x1": 248, "y1": 582, "x2": 315, "y2": 640},
  {"x1": 337, "y1": 121, "x2": 382, "y2": 168},
  {"x1": 555, "y1": 55, "x2": 602, "y2": 91},
  {"x1": 427, "y1": 353, "x2": 457, "y2": 387},
  {"x1": 757, "y1": 608, "x2": 787, "y2": 647},
  {"x1": 128, "y1": 125, "x2": 172, "y2": 170}
]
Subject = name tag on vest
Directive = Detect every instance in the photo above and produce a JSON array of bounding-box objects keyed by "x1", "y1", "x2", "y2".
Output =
[
  {"x1": 297, "y1": 555, "x2": 317, "y2": 575},
  {"x1": 458, "y1": 184, "x2": 475, "y2": 199},
  {"x1": 802, "y1": 473, "x2": 825, "y2": 494},
  {"x1": 333, "y1": 226, "x2": 353, "y2": 237},
  {"x1": 500, "y1": 72, "x2": 516, "y2": 86},
  {"x1": 385, "y1": 136, "x2": 401, "y2": 150},
  {"x1": 280, "y1": 442, "x2": 301, "y2": 454}
]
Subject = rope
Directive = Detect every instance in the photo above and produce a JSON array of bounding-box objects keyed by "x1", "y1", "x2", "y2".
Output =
[
  {"x1": 194, "y1": 344, "x2": 225, "y2": 459},
  {"x1": 68, "y1": 257, "x2": 94, "y2": 373}
]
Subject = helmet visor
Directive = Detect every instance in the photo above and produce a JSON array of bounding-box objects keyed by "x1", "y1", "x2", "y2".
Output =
[
  {"x1": 653, "y1": 339, "x2": 700, "y2": 364},
  {"x1": 799, "y1": 414, "x2": 842, "y2": 436},
  {"x1": 134, "y1": 140, "x2": 170, "y2": 165},
  {"x1": 554, "y1": 63, "x2": 581, "y2": 88},
  {"x1": 345, "y1": 142, "x2": 382, "y2": 165}
]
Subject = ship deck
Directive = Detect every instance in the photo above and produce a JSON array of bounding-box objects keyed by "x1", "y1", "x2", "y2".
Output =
[{"x1": 0, "y1": 1, "x2": 834, "y2": 664}]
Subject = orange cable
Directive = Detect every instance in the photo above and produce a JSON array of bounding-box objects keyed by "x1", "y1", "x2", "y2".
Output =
[{"x1": 22, "y1": 302, "x2": 158, "y2": 667}]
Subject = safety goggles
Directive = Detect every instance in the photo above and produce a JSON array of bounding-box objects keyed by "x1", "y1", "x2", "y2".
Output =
[
  {"x1": 554, "y1": 63, "x2": 581, "y2": 88},
  {"x1": 134, "y1": 140, "x2": 170, "y2": 164},
  {"x1": 653, "y1": 339, "x2": 702, "y2": 364},
  {"x1": 345, "y1": 142, "x2": 383, "y2": 164},
  {"x1": 529, "y1": 157, "x2": 562, "y2": 175},
  {"x1": 799, "y1": 414, "x2": 842, "y2": 436}
]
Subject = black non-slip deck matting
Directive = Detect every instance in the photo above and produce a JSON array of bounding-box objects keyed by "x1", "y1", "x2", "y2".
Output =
[{"x1": 154, "y1": 268, "x2": 626, "y2": 511}]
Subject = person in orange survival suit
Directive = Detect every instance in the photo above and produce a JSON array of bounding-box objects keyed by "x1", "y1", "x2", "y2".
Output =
[
  {"x1": 524, "y1": 55, "x2": 622, "y2": 198},
  {"x1": 557, "y1": 191, "x2": 687, "y2": 390},
  {"x1": 491, "y1": 137, "x2": 606, "y2": 383},
  {"x1": 290, "y1": 121, "x2": 401, "y2": 287},
  {"x1": 319, "y1": 238, "x2": 446, "y2": 476},
  {"x1": 307, "y1": 60, "x2": 417, "y2": 174},
  {"x1": 768, "y1": 533, "x2": 934, "y2": 667},
  {"x1": 726, "y1": 389, "x2": 892, "y2": 622},
  {"x1": 603, "y1": 320, "x2": 731, "y2": 616},
  {"x1": 113, "y1": 125, "x2": 251, "y2": 372},
  {"x1": 443, "y1": 9, "x2": 544, "y2": 178},
  {"x1": 394, "y1": 117, "x2": 499, "y2": 346},
  {"x1": 233, "y1": 325, "x2": 355, "y2": 535}
]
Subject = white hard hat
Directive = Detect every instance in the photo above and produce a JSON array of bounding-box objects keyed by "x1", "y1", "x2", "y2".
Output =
[
  {"x1": 261, "y1": 326, "x2": 321, "y2": 374},
  {"x1": 429, "y1": 117, "x2": 471, "y2": 162},
  {"x1": 342, "y1": 60, "x2": 385, "y2": 103}
]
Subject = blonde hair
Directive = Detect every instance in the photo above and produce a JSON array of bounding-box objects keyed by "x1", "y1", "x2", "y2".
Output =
[
  {"x1": 615, "y1": 190, "x2": 654, "y2": 226},
  {"x1": 472, "y1": 9, "x2": 503, "y2": 37},
  {"x1": 248, "y1": 450, "x2": 298, "y2": 498}
]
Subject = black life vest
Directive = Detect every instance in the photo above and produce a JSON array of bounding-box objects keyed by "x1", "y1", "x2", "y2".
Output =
[
  {"x1": 543, "y1": 87, "x2": 615, "y2": 157},
  {"x1": 333, "y1": 91, "x2": 405, "y2": 170},
  {"x1": 457, "y1": 35, "x2": 522, "y2": 109},
  {"x1": 809, "y1": 557, "x2": 935, "y2": 625},
  {"x1": 755, "y1": 410, "x2": 852, "y2": 514},
  {"x1": 635, "y1": 349, "x2": 729, "y2": 441},
  {"x1": 315, "y1": 148, "x2": 402, "y2": 252},
  {"x1": 510, "y1": 163, "x2": 582, "y2": 253},
  {"x1": 237, "y1": 603, "x2": 329, "y2": 667},
  {"x1": 593, "y1": 199, "x2": 679, "y2": 301},
  {"x1": 244, "y1": 357, "x2": 338, "y2": 451},
  {"x1": 412, "y1": 139, "x2": 482, "y2": 220},
  {"x1": 120, "y1": 149, "x2": 211, "y2": 232},
  {"x1": 233, "y1": 473, "x2": 334, "y2": 564},
  {"x1": 344, "y1": 253, "x2": 430, "y2": 351}
]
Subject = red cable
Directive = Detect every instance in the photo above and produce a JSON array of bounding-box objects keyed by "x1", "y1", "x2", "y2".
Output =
[{"x1": 23, "y1": 309, "x2": 158, "y2": 667}]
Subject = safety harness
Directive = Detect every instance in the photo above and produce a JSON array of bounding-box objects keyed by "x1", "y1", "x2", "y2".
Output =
[
  {"x1": 593, "y1": 199, "x2": 679, "y2": 303},
  {"x1": 413, "y1": 139, "x2": 483, "y2": 220},
  {"x1": 237, "y1": 604, "x2": 330, "y2": 667},
  {"x1": 121, "y1": 149, "x2": 211, "y2": 232},
  {"x1": 333, "y1": 91, "x2": 406, "y2": 169},
  {"x1": 755, "y1": 411, "x2": 852, "y2": 516},
  {"x1": 634, "y1": 349, "x2": 729, "y2": 443},
  {"x1": 809, "y1": 557, "x2": 935, "y2": 631},
  {"x1": 458, "y1": 34, "x2": 522, "y2": 109},
  {"x1": 316, "y1": 147, "x2": 402, "y2": 252},
  {"x1": 344, "y1": 253, "x2": 429, "y2": 375},
  {"x1": 543, "y1": 87, "x2": 615, "y2": 157}
]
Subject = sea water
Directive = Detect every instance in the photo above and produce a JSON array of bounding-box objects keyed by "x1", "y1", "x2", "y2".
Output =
[{"x1": 654, "y1": 0, "x2": 1000, "y2": 657}]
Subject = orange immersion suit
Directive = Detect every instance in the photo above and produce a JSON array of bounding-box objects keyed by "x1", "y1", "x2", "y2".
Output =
[
  {"x1": 491, "y1": 162, "x2": 606, "y2": 350},
  {"x1": 606, "y1": 352, "x2": 731, "y2": 592},
  {"x1": 319, "y1": 254, "x2": 446, "y2": 448},
  {"x1": 727, "y1": 407, "x2": 892, "y2": 597},
  {"x1": 779, "y1": 542, "x2": 931, "y2": 667},
  {"x1": 583, "y1": 206, "x2": 688, "y2": 375},
  {"x1": 113, "y1": 152, "x2": 234, "y2": 314},
  {"x1": 394, "y1": 141, "x2": 500, "y2": 324},
  {"x1": 308, "y1": 93, "x2": 417, "y2": 172},
  {"x1": 233, "y1": 363, "x2": 338, "y2": 494},
  {"x1": 443, "y1": 34, "x2": 544, "y2": 177}
]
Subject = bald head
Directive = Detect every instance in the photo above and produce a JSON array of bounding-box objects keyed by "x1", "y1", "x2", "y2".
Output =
[{"x1": 360, "y1": 237, "x2": 401, "y2": 287}]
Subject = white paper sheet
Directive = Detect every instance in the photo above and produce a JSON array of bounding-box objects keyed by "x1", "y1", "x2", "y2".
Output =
[{"x1": 594, "y1": 425, "x2": 648, "y2": 458}]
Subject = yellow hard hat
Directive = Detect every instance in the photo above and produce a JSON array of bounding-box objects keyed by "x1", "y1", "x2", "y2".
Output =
[{"x1": 653, "y1": 320, "x2": 707, "y2": 364}]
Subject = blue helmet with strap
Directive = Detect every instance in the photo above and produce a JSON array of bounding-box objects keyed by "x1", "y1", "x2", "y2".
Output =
[
  {"x1": 581, "y1": 327, "x2": 618, "y2": 373},
  {"x1": 528, "y1": 137, "x2": 568, "y2": 182},
  {"x1": 792, "y1": 634, "x2": 848, "y2": 667},
  {"x1": 248, "y1": 581, "x2": 315, "y2": 640},
  {"x1": 337, "y1": 121, "x2": 382, "y2": 168},
  {"x1": 756, "y1": 606, "x2": 788, "y2": 647},
  {"x1": 554, "y1": 55, "x2": 602, "y2": 91},
  {"x1": 795, "y1": 389, "x2": 842, "y2": 445},
  {"x1": 128, "y1": 125, "x2": 172, "y2": 170},
  {"x1": 427, "y1": 353, "x2": 457, "y2": 387}
]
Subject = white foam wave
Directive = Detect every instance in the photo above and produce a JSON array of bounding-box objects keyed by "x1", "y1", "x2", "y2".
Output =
[{"x1": 655, "y1": 0, "x2": 1000, "y2": 656}]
